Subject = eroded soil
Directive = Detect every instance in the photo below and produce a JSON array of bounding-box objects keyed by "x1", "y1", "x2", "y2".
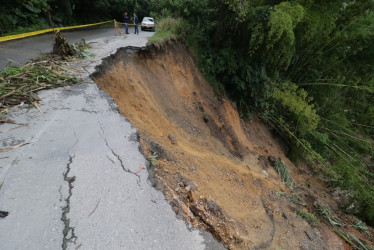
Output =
[{"x1": 93, "y1": 44, "x2": 374, "y2": 249}]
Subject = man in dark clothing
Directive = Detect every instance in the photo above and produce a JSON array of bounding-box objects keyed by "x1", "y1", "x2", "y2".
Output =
[
  {"x1": 133, "y1": 13, "x2": 139, "y2": 35},
  {"x1": 123, "y1": 12, "x2": 129, "y2": 34}
]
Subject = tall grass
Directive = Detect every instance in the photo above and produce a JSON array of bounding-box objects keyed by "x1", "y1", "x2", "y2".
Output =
[
  {"x1": 148, "y1": 17, "x2": 185, "y2": 45},
  {"x1": 298, "y1": 209, "x2": 320, "y2": 226},
  {"x1": 273, "y1": 159, "x2": 292, "y2": 188}
]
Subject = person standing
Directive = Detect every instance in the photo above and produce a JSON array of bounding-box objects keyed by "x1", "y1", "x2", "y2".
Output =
[
  {"x1": 133, "y1": 13, "x2": 139, "y2": 35},
  {"x1": 123, "y1": 12, "x2": 130, "y2": 34}
]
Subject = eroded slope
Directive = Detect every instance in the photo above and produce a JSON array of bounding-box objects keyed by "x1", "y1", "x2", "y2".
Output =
[{"x1": 93, "y1": 44, "x2": 373, "y2": 249}]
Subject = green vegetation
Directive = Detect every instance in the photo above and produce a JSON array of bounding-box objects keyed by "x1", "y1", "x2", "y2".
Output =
[
  {"x1": 148, "y1": 153, "x2": 159, "y2": 167},
  {"x1": 275, "y1": 190, "x2": 306, "y2": 206},
  {"x1": 273, "y1": 159, "x2": 292, "y2": 188},
  {"x1": 0, "y1": 55, "x2": 80, "y2": 110},
  {"x1": 148, "y1": 17, "x2": 185, "y2": 45},
  {"x1": 298, "y1": 209, "x2": 319, "y2": 226},
  {"x1": 0, "y1": 37, "x2": 89, "y2": 111},
  {"x1": 148, "y1": 0, "x2": 374, "y2": 227},
  {"x1": 318, "y1": 204, "x2": 344, "y2": 227},
  {"x1": 317, "y1": 203, "x2": 372, "y2": 249},
  {"x1": 353, "y1": 218, "x2": 369, "y2": 233}
]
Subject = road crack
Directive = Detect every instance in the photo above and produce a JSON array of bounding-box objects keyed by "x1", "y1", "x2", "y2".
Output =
[
  {"x1": 99, "y1": 124, "x2": 141, "y2": 186},
  {"x1": 61, "y1": 155, "x2": 77, "y2": 250}
]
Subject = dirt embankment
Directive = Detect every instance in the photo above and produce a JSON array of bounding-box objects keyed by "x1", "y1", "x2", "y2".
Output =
[{"x1": 93, "y1": 44, "x2": 373, "y2": 249}]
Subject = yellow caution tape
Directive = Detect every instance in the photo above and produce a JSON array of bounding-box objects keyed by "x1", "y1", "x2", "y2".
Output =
[
  {"x1": 0, "y1": 20, "x2": 114, "y2": 43},
  {"x1": 116, "y1": 21, "x2": 141, "y2": 26}
]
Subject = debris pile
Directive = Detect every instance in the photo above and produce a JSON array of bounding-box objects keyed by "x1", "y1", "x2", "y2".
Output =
[
  {"x1": 52, "y1": 31, "x2": 92, "y2": 58},
  {"x1": 53, "y1": 30, "x2": 76, "y2": 57},
  {"x1": 0, "y1": 58, "x2": 80, "y2": 111}
]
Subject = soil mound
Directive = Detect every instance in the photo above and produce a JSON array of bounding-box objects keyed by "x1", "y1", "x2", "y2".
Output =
[{"x1": 93, "y1": 44, "x2": 373, "y2": 249}]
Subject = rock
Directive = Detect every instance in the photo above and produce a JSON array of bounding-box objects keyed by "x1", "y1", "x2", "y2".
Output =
[
  {"x1": 186, "y1": 190, "x2": 195, "y2": 202},
  {"x1": 305, "y1": 230, "x2": 317, "y2": 241},
  {"x1": 185, "y1": 186, "x2": 191, "y2": 191},
  {"x1": 0, "y1": 211, "x2": 9, "y2": 218},
  {"x1": 168, "y1": 134, "x2": 178, "y2": 145},
  {"x1": 283, "y1": 212, "x2": 292, "y2": 220},
  {"x1": 203, "y1": 113, "x2": 209, "y2": 123},
  {"x1": 262, "y1": 169, "x2": 268, "y2": 176},
  {"x1": 300, "y1": 242, "x2": 312, "y2": 250},
  {"x1": 183, "y1": 178, "x2": 198, "y2": 191},
  {"x1": 175, "y1": 187, "x2": 180, "y2": 192}
]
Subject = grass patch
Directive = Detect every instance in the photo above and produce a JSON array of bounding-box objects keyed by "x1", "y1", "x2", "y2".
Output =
[
  {"x1": 72, "y1": 39, "x2": 95, "y2": 58},
  {"x1": 149, "y1": 30, "x2": 174, "y2": 44},
  {"x1": 317, "y1": 204, "x2": 344, "y2": 227},
  {"x1": 148, "y1": 153, "x2": 159, "y2": 167},
  {"x1": 275, "y1": 190, "x2": 306, "y2": 206},
  {"x1": 148, "y1": 17, "x2": 185, "y2": 46},
  {"x1": 353, "y1": 218, "x2": 368, "y2": 233},
  {"x1": 273, "y1": 159, "x2": 292, "y2": 188},
  {"x1": 317, "y1": 203, "x2": 372, "y2": 249},
  {"x1": 298, "y1": 209, "x2": 320, "y2": 226}
]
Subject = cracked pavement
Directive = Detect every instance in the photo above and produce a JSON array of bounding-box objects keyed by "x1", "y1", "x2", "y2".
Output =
[
  {"x1": 62, "y1": 155, "x2": 77, "y2": 249},
  {"x1": 0, "y1": 30, "x2": 223, "y2": 249}
]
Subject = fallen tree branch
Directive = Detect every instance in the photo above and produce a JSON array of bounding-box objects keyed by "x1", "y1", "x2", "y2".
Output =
[
  {"x1": 0, "y1": 140, "x2": 38, "y2": 153},
  {"x1": 32, "y1": 102, "x2": 44, "y2": 114},
  {"x1": 0, "y1": 119, "x2": 18, "y2": 124},
  {"x1": 0, "y1": 124, "x2": 27, "y2": 133},
  {"x1": 88, "y1": 198, "x2": 101, "y2": 217}
]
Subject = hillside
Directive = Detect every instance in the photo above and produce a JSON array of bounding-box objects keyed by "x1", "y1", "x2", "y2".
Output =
[{"x1": 93, "y1": 44, "x2": 374, "y2": 249}]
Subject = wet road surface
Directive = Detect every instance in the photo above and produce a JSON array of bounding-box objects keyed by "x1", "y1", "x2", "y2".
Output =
[{"x1": 0, "y1": 27, "x2": 137, "y2": 71}]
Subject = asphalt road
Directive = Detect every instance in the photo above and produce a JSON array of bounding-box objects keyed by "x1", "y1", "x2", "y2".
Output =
[
  {"x1": 0, "y1": 26, "x2": 138, "y2": 71},
  {"x1": 0, "y1": 29, "x2": 223, "y2": 249}
]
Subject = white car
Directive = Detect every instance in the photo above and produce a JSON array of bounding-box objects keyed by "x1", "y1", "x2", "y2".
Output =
[{"x1": 141, "y1": 17, "x2": 155, "y2": 31}]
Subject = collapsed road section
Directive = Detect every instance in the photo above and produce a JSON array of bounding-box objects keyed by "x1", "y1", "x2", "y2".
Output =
[
  {"x1": 92, "y1": 44, "x2": 366, "y2": 249},
  {"x1": 0, "y1": 33, "x2": 222, "y2": 249}
]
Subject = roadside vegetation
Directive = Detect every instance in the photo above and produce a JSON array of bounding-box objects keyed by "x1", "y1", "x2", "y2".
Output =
[
  {"x1": 273, "y1": 159, "x2": 292, "y2": 188},
  {"x1": 298, "y1": 209, "x2": 319, "y2": 226},
  {"x1": 147, "y1": 0, "x2": 374, "y2": 229},
  {"x1": 148, "y1": 17, "x2": 185, "y2": 46}
]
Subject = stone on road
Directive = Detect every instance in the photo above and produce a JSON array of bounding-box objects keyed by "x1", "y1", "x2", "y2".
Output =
[{"x1": 0, "y1": 29, "x2": 222, "y2": 249}]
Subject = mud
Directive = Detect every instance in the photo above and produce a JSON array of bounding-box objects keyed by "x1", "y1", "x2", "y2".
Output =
[{"x1": 93, "y1": 44, "x2": 374, "y2": 249}]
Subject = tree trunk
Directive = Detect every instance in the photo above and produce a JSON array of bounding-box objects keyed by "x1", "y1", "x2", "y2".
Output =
[{"x1": 61, "y1": 0, "x2": 73, "y2": 16}]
